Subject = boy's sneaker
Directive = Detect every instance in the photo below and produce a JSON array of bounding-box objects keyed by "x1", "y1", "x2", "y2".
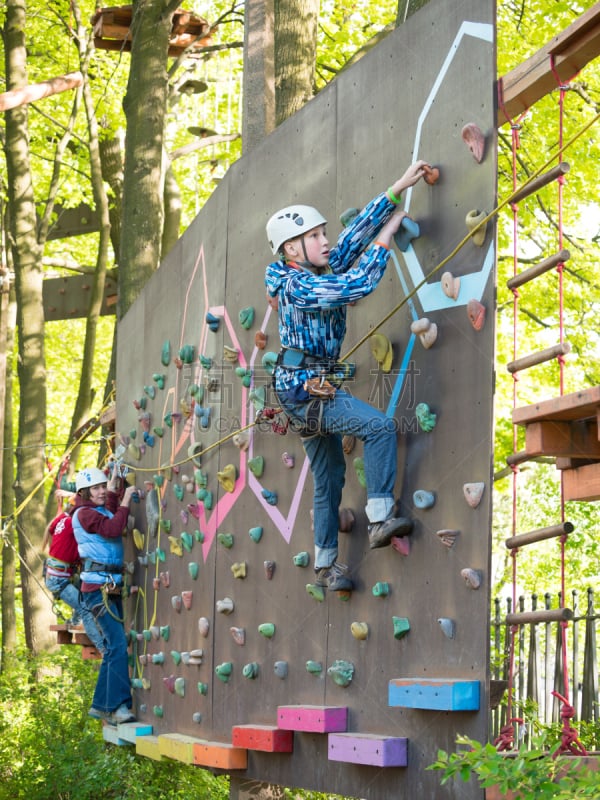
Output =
[
  {"x1": 107, "y1": 704, "x2": 136, "y2": 725},
  {"x1": 368, "y1": 516, "x2": 413, "y2": 549},
  {"x1": 314, "y1": 561, "x2": 353, "y2": 592},
  {"x1": 88, "y1": 707, "x2": 109, "y2": 721}
]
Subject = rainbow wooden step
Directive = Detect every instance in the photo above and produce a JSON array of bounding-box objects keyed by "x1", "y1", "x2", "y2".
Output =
[
  {"x1": 232, "y1": 723, "x2": 294, "y2": 753},
  {"x1": 277, "y1": 705, "x2": 347, "y2": 733},
  {"x1": 388, "y1": 678, "x2": 480, "y2": 711},
  {"x1": 328, "y1": 732, "x2": 408, "y2": 767}
]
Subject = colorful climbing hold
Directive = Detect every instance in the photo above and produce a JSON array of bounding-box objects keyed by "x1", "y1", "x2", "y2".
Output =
[
  {"x1": 239, "y1": 306, "x2": 255, "y2": 329},
  {"x1": 461, "y1": 122, "x2": 486, "y2": 163},
  {"x1": 438, "y1": 617, "x2": 456, "y2": 639},
  {"x1": 261, "y1": 488, "x2": 278, "y2": 505},
  {"x1": 466, "y1": 209, "x2": 487, "y2": 246},
  {"x1": 293, "y1": 551, "x2": 310, "y2": 567},
  {"x1": 436, "y1": 529, "x2": 460, "y2": 548},
  {"x1": 372, "y1": 581, "x2": 390, "y2": 598},
  {"x1": 413, "y1": 489, "x2": 436, "y2": 509},
  {"x1": 231, "y1": 562, "x2": 247, "y2": 579},
  {"x1": 248, "y1": 456, "x2": 264, "y2": 477},
  {"x1": 351, "y1": 622, "x2": 369, "y2": 640},
  {"x1": 370, "y1": 333, "x2": 393, "y2": 373},
  {"x1": 230, "y1": 627, "x2": 246, "y2": 645},
  {"x1": 353, "y1": 457, "x2": 366, "y2": 488},
  {"x1": 392, "y1": 616, "x2": 410, "y2": 640},
  {"x1": 463, "y1": 481, "x2": 485, "y2": 508},
  {"x1": 217, "y1": 532, "x2": 234, "y2": 549},
  {"x1": 416, "y1": 402, "x2": 437, "y2": 432},
  {"x1": 248, "y1": 526, "x2": 263, "y2": 543},
  {"x1": 215, "y1": 662, "x2": 233, "y2": 682},
  {"x1": 461, "y1": 568, "x2": 482, "y2": 589},
  {"x1": 217, "y1": 464, "x2": 237, "y2": 493},
  {"x1": 327, "y1": 659, "x2": 354, "y2": 687},
  {"x1": 243, "y1": 662, "x2": 259, "y2": 679},
  {"x1": 258, "y1": 622, "x2": 275, "y2": 638}
]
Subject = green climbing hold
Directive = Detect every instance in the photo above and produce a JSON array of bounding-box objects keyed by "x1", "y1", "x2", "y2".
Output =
[
  {"x1": 258, "y1": 622, "x2": 275, "y2": 638},
  {"x1": 392, "y1": 616, "x2": 410, "y2": 640},
  {"x1": 372, "y1": 581, "x2": 390, "y2": 597},
  {"x1": 174, "y1": 677, "x2": 186, "y2": 697},
  {"x1": 215, "y1": 662, "x2": 233, "y2": 682},
  {"x1": 293, "y1": 551, "x2": 310, "y2": 567},
  {"x1": 217, "y1": 532, "x2": 234, "y2": 549},
  {"x1": 306, "y1": 584, "x2": 325, "y2": 602},
  {"x1": 248, "y1": 456, "x2": 264, "y2": 477},
  {"x1": 188, "y1": 562, "x2": 199, "y2": 580},
  {"x1": 239, "y1": 306, "x2": 255, "y2": 329},
  {"x1": 194, "y1": 529, "x2": 205, "y2": 543},
  {"x1": 179, "y1": 344, "x2": 195, "y2": 363},
  {"x1": 153, "y1": 373, "x2": 166, "y2": 389},
  {"x1": 181, "y1": 532, "x2": 194, "y2": 552},
  {"x1": 353, "y1": 457, "x2": 366, "y2": 488},
  {"x1": 248, "y1": 526, "x2": 263, "y2": 543},
  {"x1": 174, "y1": 484, "x2": 185, "y2": 501},
  {"x1": 306, "y1": 660, "x2": 322, "y2": 675},
  {"x1": 243, "y1": 662, "x2": 259, "y2": 679},
  {"x1": 171, "y1": 650, "x2": 182, "y2": 666},
  {"x1": 161, "y1": 341, "x2": 171, "y2": 367},
  {"x1": 327, "y1": 659, "x2": 354, "y2": 688}
]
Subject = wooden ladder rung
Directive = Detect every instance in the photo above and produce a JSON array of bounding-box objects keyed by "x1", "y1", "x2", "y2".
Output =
[
  {"x1": 507, "y1": 342, "x2": 570, "y2": 374},
  {"x1": 507, "y1": 249, "x2": 570, "y2": 291},
  {"x1": 510, "y1": 162, "x2": 570, "y2": 204},
  {"x1": 505, "y1": 521, "x2": 574, "y2": 549},
  {"x1": 505, "y1": 608, "x2": 573, "y2": 625}
]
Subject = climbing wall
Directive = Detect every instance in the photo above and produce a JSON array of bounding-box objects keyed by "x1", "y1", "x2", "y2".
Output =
[{"x1": 115, "y1": 0, "x2": 497, "y2": 796}]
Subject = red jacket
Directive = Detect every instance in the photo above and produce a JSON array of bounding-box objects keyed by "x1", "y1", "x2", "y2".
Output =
[{"x1": 47, "y1": 511, "x2": 80, "y2": 565}]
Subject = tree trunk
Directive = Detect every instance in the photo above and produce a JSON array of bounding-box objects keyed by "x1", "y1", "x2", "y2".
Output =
[
  {"x1": 66, "y1": 2, "x2": 114, "y2": 466},
  {"x1": 4, "y1": 0, "x2": 54, "y2": 653},
  {"x1": 161, "y1": 165, "x2": 182, "y2": 260},
  {"x1": 1, "y1": 240, "x2": 17, "y2": 666},
  {"x1": 119, "y1": 0, "x2": 179, "y2": 318},
  {"x1": 274, "y1": 0, "x2": 319, "y2": 125}
]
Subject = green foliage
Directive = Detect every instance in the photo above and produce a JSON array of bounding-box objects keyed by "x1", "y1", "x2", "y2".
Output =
[
  {"x1": 0, "y1": 650, "x2": 229, "y2": 800},
  {"x1": 428, "y1": 732, "x2": 600, "y2": 799}
]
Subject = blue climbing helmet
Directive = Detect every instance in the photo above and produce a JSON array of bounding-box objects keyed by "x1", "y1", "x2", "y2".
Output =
[{"x1": 266, "y1": 205, "x2": 327, "y2": 255}]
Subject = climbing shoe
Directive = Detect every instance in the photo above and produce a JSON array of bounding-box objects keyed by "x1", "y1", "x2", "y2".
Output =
[
  {"x1": 368, "y1": 516, "x2": 413, "y2": 549},
  {"x1": 106, "y1": 704, "x2": 136, "y2": 725},
  {"x1": 314, "y1": 561, "x2": 353, "y2": 592},
  {"x1": 88, "y1": 707, "x2": 109, "y2": 721}
]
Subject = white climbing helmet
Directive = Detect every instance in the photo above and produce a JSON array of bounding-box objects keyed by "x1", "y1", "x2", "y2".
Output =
[
  {"x1": 75, "y1": 467, "x2": 108, "y2": 492},
  {"x1": 266, "y1": 205, "x2": 327, "y2": 255}
]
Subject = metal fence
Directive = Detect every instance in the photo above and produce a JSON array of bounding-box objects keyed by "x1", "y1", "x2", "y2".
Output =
[{"x1": 490, "y1": 589, "x2": 599, "y2": 742}]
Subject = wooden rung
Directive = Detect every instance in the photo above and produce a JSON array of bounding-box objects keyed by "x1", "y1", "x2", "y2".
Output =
[
  {"x1": 524, "y1": 420, "x2": 600, "y2": 460},
  {"x1": 388, "y1": 678, "x2": 480, "y2": 711},
  {"x1": 563, "y1": 461, "x2": 600, "y2": 501},
  {"x1": 507, "y1": 342, "x2": 570, "y2": 374},
  {"x1": 513, "y1": 386, "x2": 600, "y2": 425},
  {"x1": 328, "y1": 733, "x2": 408, "y2": 767},
  {"x1": 505, "y1": 521, "x2": 574, "y2": 549},
  {"x1": 510, "y1": 162, "x2": 570, "y2": 204},
  {"x1": 507, "y1": 249, "x2": 570, "y2": 290},
  {"x1": 505, "y1": 608, "x2": 573, "y2": 625},
  {"x1": 506, "y1": 450, "x2": 532, "y2": 467},
  {"x1": 277, "y1": 705, "x2": 348, "y2": 733}
]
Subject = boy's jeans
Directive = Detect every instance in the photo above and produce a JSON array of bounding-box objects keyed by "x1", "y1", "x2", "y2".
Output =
[{"x1": 277, "y1": 388, "x2": 397, "y2": 569}]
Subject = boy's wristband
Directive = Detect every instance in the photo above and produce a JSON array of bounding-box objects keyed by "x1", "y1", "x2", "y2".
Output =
[
  {"x1": 373, "y1": 240, "x2": 390, "y2": 250},
  {"x1": 387, "y1": 186, "x2": 402, "y2": 205}
]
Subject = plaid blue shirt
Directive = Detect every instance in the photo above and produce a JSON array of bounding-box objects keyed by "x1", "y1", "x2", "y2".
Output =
[{"x1": 265, "y1": 191, "x2": 396, "y2": 392}]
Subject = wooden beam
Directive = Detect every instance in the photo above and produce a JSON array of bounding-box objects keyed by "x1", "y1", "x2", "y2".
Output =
[
  {"x1": 0, "y1": 71, "x2": 83, "y2": 112},
  {"x1": 497, "y1": 4, "x2": 600, "y2": 125},
  {"x1": 563, "y1": 461, "x2": 600, "y2": 502},
  {"x1": 525, "y1": 420, "x2": 600, "y2": 459},
  {"x1": 513, "y1": 386, "x2": 600, "y2": 425}
]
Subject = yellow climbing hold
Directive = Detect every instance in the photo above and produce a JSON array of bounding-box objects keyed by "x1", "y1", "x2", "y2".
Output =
[
  {"x1": 217, "y1": 464, "x2": 237, "y2": 493},
  {"x1": 370, "y1": 333, "x2": 393, "y2": 373}
]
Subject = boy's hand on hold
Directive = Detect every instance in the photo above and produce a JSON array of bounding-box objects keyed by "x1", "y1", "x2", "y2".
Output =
[{"x1": 394, "y1": 159, "x2": 430, "y2": 194}]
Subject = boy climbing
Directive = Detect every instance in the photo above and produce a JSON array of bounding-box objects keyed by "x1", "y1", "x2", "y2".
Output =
[{"x1": 265, "y1": 160, "x2": 429, "y2": 593}]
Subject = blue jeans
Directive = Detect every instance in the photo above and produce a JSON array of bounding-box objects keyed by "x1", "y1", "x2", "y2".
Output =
[
  {"x1": 80, "y1": 589, "x2": 132, "y2": 714},
  {"x1": 278, "y1": 388, "x2": 398, "y2": 569},
  {"x1": 46, "y1": 575, "x2": 105, "y2": 653}
]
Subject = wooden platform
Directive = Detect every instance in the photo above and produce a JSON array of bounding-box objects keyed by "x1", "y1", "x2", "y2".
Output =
[
  {"x1": 512, "y1": 386, "x2": 600, "y2": 501},
  {"x1": 91, "y1": 5, "x2": 212, "y2": 56},
  {"x1": 50, "y1": 623, "x2": 102, "y2": 660}
]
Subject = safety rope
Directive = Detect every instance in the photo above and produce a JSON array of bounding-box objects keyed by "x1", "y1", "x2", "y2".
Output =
[{"x1": 547, "y1": 58, "x2": 587, "y2": 759}]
